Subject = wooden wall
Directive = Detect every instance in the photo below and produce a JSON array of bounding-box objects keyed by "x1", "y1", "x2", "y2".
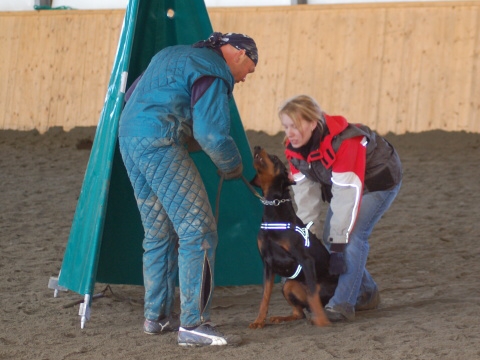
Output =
[
  {"x1": 0, "y1": 10, "x2": 124, "y2": 132},
  {"x1": 0, "y1": 2, "x2": 479, "y2": 135}
]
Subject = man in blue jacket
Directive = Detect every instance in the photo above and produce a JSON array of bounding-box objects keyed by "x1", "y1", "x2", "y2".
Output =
[{"x1": 118, "y1": 32, "x2": 258, "y2": 346}]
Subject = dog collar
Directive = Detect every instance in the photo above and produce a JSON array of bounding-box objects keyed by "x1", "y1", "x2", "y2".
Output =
[
  {"x1": 259, "y1": 222, "x2": 314, "y2": 279},
  {"x1": 260, "y1": 198, "x2": 291, "y2": 206}
]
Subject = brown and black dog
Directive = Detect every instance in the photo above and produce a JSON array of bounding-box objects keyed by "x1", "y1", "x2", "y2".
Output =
[{"x1": 249, "y1": 146, "x2": 338, "y2": 329}]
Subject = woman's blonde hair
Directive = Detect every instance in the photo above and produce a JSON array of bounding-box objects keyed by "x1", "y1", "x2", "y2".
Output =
[{"x1": 278, "y1": 94, "x2": 325, "y2": 136}]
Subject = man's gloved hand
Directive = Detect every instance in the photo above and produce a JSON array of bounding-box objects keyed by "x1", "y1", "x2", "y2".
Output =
[
  {"x1": 329, "y1": 252, "x2": 347, "y2": 275},
  {"x1": 217, "y1": 163, "x2": 243, "y2": 180}
]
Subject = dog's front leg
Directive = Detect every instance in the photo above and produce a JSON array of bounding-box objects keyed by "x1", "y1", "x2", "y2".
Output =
[
  {"x1": 249, "y1": 266, "x2": 275, "y2": 329},
  {"x1": 302, "y1": 258, "x2": 331, "y2": 327}
]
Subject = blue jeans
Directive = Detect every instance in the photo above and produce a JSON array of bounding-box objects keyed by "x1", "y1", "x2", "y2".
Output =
[
  {"x1": 323, "y1": 181, "x2": 402, "y2": 317},
  {"x1": 119, "y1": 137, "x2": 217, "y2": 328}
]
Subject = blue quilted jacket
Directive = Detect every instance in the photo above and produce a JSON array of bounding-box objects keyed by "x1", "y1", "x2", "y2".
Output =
[{"x1": 119, "y1": 45, "x2": 241, "y2": 172}]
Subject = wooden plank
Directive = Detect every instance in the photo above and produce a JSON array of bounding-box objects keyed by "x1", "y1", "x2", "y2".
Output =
[
  {"x1": 443, "y1": 5, "x2": 478, "y2": 132},
  {"x1": 470, "y1": 7, "x2": 480, "y2": 133},
  {"x1": 37, "y1": 14, "x2": 59, "y2": 132},
  {"x1": 77, "y1": 12, "x2": 123, "y2": 129},
  {"x1": 77, "y1": 12, "x2": 104, "y2": 129},
  {"x1": 14, "y1": 14, "x2": 39, "y2": 131},
  {"x1": 58, "y1": 14, "x2": 83, "y2": 132},
  {"x1": 0, "y1": 15, "x2": 18, "y2": 130}
]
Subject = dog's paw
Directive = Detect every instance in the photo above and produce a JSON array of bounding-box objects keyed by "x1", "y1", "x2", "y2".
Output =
[
  {"x1": 269, "y1": 316, "x2": 286, "y2": 324},
  {"x1": 248, "y1": 321, "x2": 266, "y2": 329},
  {"x1": 270, "y1": 314, "x2": 305, "y2": 324},
  {"x1": 311, "y1": 316, "x2": 331, "y2": 327}
]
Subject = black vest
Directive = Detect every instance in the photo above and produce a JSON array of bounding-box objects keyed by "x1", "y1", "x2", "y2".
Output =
[{"x1": 290, "y1": 124, "x2": 402, "y2": 202}]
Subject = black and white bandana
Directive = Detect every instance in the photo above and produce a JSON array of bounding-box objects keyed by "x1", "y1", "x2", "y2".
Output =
[{"x1": 192, "y1": 32, "x2": 258, "y2": 65}]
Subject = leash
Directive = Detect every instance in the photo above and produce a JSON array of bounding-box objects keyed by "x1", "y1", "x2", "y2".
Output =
[
  {"x1": 237, "y1": 174, "x2": 291, "y2": 206},
  {"x1": 215, "y1": 175, "x2": 224, "y2": 222},
  {"x1": 214, "y1": 173, "x2": 265, "y2": 222},
  {"x1": 215, "y1": 173, "x2": 292, "y2": 221},
  {"x1": 240, "y1": 174, "x2": 264, "y2": 200}
]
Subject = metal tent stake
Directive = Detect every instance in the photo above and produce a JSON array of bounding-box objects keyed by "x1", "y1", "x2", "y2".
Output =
[
  {"x1": 78, "y1": 294, "x2": 91, "y2": 329},
  {"x1": 48, "y1": 273, "x2": 68, "y2": 298}
]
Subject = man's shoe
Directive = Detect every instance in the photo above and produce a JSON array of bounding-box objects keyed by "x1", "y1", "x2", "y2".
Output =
[
  {"x1": 355, "y1": 289, "x2": 381, "y2": 311},
  {"x1": 324, "y1": 305, "x2": 355, "y2": 322},
  {"x1": 143, "y1": 316, "x2": 179, "y2": 335},
  {"x1": 178, "y1": 323, "x2": 242, "y2": 347}
]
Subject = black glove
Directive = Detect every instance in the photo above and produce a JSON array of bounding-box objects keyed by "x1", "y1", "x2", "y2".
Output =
[
  {"x1": 217, "y1": 163, "x2": 243, "y2": 180},
  {"x1": 321, "y1": 183, "x2": 333, "y2": 203},
  {"x1": 329, "y1": 252, "x2": 347, "y2": 275}
]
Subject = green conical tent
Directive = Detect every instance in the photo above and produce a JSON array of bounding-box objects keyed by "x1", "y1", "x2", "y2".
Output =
[{"x1": 56, "y1": 0, "x2": 263, "y2": 326}]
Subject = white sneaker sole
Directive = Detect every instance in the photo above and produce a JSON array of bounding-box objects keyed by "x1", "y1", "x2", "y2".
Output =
[{"x1": 178, "y1": 327, "x2": 229, "y2": 346}]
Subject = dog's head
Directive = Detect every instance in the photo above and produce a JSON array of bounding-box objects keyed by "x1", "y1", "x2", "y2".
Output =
[{"x1": 250, "y1": 146, "x2": 295, "y2": 194}]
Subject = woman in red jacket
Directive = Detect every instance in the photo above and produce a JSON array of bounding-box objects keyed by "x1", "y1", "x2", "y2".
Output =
[{"x1": 279, "y1": 95, "x2": 402, "y2": 322}]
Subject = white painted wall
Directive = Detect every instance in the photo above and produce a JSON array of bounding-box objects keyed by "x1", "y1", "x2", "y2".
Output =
[
  {"x1": 204, "y1": 0, "x2": 292, "y2": 6},
  {"x1": 1, "y1": 0, "x2": 35, "y2": 11},
  {"x1": 5, "y1": 0, "x2": 286, "y2": 10},
  {"x1": 50, "y1": 0, "x2": 128, "y2": 9},
  {"x1": 0, "y1": 0, "x2": 442, "y2": 11},
  {"x1": 0, "y1": 0, "x2": 129, "y2": 11},
  {"x1": 308, "y1": 0, "x2": 437, "y2": 3}
]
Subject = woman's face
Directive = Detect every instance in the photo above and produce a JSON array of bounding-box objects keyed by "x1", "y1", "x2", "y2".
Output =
[{"x1": 280, "y1": 113, "x2": 317, "y2": 148}]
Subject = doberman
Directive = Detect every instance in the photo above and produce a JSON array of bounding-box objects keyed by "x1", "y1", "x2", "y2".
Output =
[{"x1": 249, "y1": 146, "x2": 338, "y2": 329}]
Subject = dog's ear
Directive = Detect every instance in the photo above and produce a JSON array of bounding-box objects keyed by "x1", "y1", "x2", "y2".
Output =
[{"x1": 250, "y1": 174, "x2": 262, "y2": 188}]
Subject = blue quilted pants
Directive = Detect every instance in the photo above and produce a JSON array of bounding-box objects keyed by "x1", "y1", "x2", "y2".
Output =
[{"x1": 119, "y1": 137, "x2": 218, "y2": 327}]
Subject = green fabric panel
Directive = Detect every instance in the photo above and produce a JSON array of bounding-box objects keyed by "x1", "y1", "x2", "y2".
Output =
[
  {"x1": 98, "y1": 0, "x2": 263, "y2": 286},
  {"x1": 60, "y1": 0, "x2": 264, "y2": 295},
  {"x1": 58, "y1": 0, "x2": 140, "y2": 295}
]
